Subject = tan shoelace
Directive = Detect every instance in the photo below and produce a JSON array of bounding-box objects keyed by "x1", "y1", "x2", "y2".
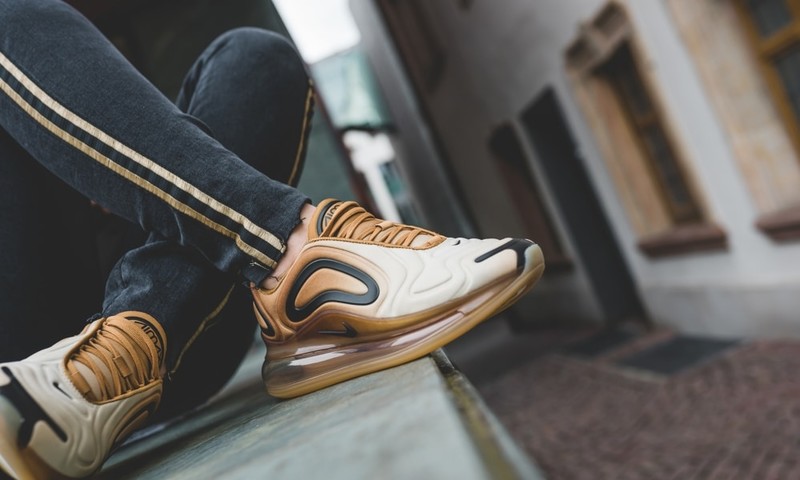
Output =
[
  {"x1": 322, "y1": 201, "x2": 444, "y2": 248},
  {"x1": 68, "y1": 318, "x2": 161, "y2": 403}
]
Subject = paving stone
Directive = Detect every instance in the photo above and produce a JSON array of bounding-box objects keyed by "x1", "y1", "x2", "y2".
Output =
[
  {"x1": 479, "y1": 336, "x2": 800, "y2": 479},
  {"x1": 562, "y1": 329, "x2": 636, "y2": 358}
]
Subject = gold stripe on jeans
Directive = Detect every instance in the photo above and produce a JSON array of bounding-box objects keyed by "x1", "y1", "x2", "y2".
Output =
[
  {"x1": 287, "y1": 81, "x2": 314, "y2": 187},
  {"x1": 0, "y1": 51, "x2": 285, "y2": 260},
  {"x1": 169, "y1": 284, "x2": 235, "y2": 376},
  {"x1": 0, "y1": 75, "x2": 278, "y2": 269}
]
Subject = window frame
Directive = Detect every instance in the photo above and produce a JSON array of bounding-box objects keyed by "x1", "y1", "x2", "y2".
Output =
[
  {"x1": 565, "y1": 2, "x2": 727, "y2": 257},
  {"x1": 735, "y1": 0, "x2": 800, "y2": 156},
  {"x1": 566, "y1": 2, "x2": 705, "y2": 227},
  {"x1": 598, "y1": 43, "x2": 704, "y2": 224}
]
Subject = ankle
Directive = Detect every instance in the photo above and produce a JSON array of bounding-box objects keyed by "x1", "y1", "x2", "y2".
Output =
[{"x1": 261, "y1": 203, "x2": 316, "y2": 290}]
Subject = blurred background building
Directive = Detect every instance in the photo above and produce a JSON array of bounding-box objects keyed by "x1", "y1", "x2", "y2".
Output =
[{"x1": 350, "y1": 0, "x2": 800, "y2": 339}]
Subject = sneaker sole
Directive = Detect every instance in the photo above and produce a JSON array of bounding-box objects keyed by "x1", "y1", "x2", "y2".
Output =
[{"x1": 263, "y1": 243, "x2": 545, "y2": 398}]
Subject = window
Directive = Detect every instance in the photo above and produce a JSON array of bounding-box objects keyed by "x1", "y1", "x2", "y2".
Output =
[
  {"x1": 565, "y1": 2, "x2": 726, "y2": 256},
  {"x1": 566, "y1": 3, "x2": 704, "y2": 228},
  {"x1": 738, "y1": 0, "x2": 800, "y2": 151},
  {"x1": 600, "y1": 45, "x2": 703, "y2": 224}
]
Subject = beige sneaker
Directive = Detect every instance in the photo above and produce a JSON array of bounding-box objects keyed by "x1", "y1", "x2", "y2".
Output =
[
  {"x1": 252, "y1": 199, "x2": 545, "y2": 398},
  {"x1": 0, "y1": 313, "x2": 165, "y2": 479}
]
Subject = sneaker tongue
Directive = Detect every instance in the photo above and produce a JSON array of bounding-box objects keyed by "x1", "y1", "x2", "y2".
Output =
[
  {"x1": 409, "y1": 233, "x2": 436, "y2": 248},
  {"x1": 68, "y1": 313, "x2": 166, "y2": 403},
  {"x1": 124, "y1": 313, "x2": 166, "y2": 367},
  {"x1": 309, "y1": 198, "x2": 344, "y2": 240},
  {"x1": 310, "y1": 199, "x2": 378, "y2": 241},
  {"x1": 309, "y1": 198, "x2": 440, "y2": 247}
]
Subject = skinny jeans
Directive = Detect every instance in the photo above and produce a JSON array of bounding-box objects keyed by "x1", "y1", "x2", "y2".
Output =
[{"x1": 0, "y1": 0, "x2": 313, "y2": 414}]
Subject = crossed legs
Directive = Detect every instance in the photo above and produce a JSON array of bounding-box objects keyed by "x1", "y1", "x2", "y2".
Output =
[{"x1": 0, "y1": 19, "x2": 313, "y2": 415}]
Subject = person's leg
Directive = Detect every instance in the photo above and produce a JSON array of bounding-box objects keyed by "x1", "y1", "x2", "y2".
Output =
[
  {"x1": 174, "y1": 27, "x2": 313, "y2": 187},
  {"x1": 109, "y1": 28, "x2": 314, "y2": 418},
  {"x1": 0, "y1": 0, "x2": 308, "y2": 286},
  {"x1": 109, "y1": 27, "x2": 313, "y2": 356},
  {"x1": 0, "y1": 2, "x2": 310, "y2": 477},
  {"x1": 0, "y1": 128, "x2": 104, "y2": 361}
]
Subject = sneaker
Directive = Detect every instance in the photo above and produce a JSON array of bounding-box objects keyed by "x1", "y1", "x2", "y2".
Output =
[
  {"x1": 0, "y1": 313, "x2": 165, "y2": 479},
  {"x1": 252, "y1": 199, "x2": 545, "y2": 398}
]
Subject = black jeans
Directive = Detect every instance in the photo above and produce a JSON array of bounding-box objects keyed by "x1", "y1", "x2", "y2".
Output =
[{"x1": 0, "y1": 1, "x2": 313, "y2": 415}]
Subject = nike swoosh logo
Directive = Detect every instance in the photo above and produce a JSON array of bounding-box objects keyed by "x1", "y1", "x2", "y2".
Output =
[
  {"x1": 53, "y1": 382, "x2": 73, "y2": 399},
  {"x1": 286, "y1": 259, "x2": 380, "y2": 323},
  {"x1": 317, "y1": 322, "x2": 358, "y2": 338}
]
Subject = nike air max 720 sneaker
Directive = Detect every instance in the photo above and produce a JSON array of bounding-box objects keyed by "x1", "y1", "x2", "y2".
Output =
[
  {"x1": 0, "y1": 313, "x2": 165, "y2": 480},
  {"x1": 252, "y1": 199, "x2": 545, "y2": 398}
]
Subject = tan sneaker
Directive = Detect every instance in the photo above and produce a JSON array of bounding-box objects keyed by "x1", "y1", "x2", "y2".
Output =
[
  {"x1": 252, "y1": 199, "x2": 545, "y2": 398},
  {"x1": 0, "y1": 313, "x2": 165, "y2": 479}
]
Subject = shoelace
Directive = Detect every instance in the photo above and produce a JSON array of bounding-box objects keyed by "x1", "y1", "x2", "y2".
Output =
[
  {"x1": 69, "y1": 319, "x2": 160, "y2": 402},
  {"x1": 323, "y1": 201, "x2": 442, "y2": 247}
]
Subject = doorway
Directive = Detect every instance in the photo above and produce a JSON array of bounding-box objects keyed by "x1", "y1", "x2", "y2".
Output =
[{"x1": 521, "y1": 89, "x2": 646, "y2": 323}]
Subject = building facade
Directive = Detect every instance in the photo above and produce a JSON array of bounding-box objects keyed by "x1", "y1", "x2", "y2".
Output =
[{"x1": 352, "y1": 0, "x2": 800, "y2": 337}]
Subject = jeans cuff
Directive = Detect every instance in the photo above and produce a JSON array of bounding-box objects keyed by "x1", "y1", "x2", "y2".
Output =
[
  {"x1": 241, "y1": 195, "x2": 310, "y2": 285},
  {"x1": 241, "y1": 261, "x2": 272, "y2": 285}
]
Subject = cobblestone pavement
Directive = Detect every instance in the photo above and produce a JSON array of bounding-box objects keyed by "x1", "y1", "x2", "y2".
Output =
[{"x1": 478, "y1": 332, "x2": 800, "y2": 480}]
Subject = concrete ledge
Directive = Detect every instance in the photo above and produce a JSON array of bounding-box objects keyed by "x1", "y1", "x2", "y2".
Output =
[{"x1": 99, "y1": 350, "x2": 542, "y2": 479}]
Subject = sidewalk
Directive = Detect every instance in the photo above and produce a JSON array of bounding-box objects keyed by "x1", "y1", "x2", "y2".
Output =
[{"x1": 471, "y1": 326, "x2": 800, "y2": 479}]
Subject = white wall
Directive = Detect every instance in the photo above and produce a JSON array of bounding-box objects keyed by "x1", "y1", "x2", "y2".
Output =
[{"x1": 618, "y1": 0, "x2": 800, "y2": 337}]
